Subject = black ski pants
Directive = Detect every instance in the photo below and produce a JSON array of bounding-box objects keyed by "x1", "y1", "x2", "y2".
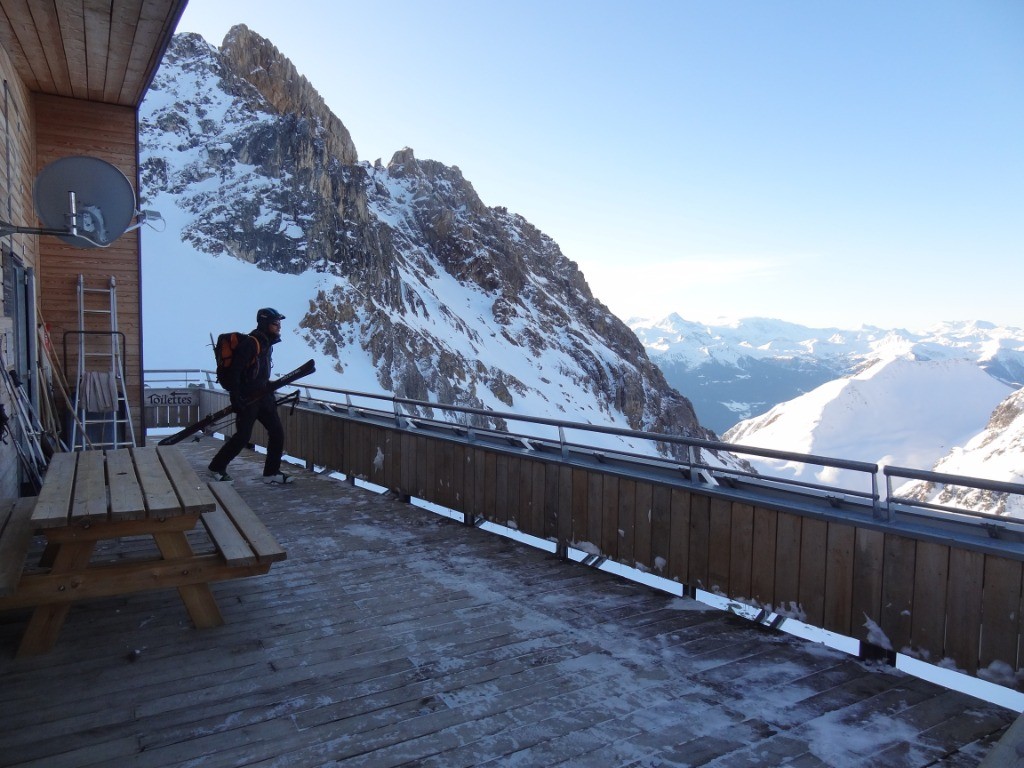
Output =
[{"x1": 208, "y1": 398, "x2": 285, "y2": 477}]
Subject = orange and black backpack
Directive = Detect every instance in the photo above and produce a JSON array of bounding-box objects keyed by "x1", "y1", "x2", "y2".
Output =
[{"x1": 213, "y1": 332, "x2": 261, "y2": 390}]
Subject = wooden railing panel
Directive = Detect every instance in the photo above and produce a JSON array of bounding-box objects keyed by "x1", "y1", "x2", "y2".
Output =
[
  {"x1": 505, "y1": 456, "x2": 520, "y2": 530},
  {"x1": 729, "y1": 503, "x2": 754, "y2": 603},
  {"x1": 417, "y1": 435, "x2": 430, "y2": 500},
  {"x1": 851, "y1": 527, "x2": 884, "y2": 644},
  {"x1": 301, "y1": 410, "x2": 321, "y2": 469},
  {"x1": 363, "y1": 422, "x2": 379, "y2": 481},
  {"x1": 516, "y1": 457, "x2": 534, "y2": 537},
  {"x1": 481, "y1": 450, "x2": 496, "y2": 524},
  {"x1": 774, "y1": 512, "x2": 802, "y2": 614},
  {"x1": 688, "y1": 494, "x2": 711, "y2": 591},
  {"x1": 451, "y1": 443, "x2": 466, "y2": 511},
  {"x1": 317, "y1": 410, "x2": 332, "y2": 467},
  {"x1": 667, "y1": 488, "x2": 690, "y2": 586},
  {"x1": 281, "y1": 407, "x2": 300, "y2": 460},
  {"x1": 350, "y1": 419, "x2": 364, "y2": 475},
  {"x1": 946, "y1": 548, "x2": 984, "y2": 674},
  {"x1": 333, "y1": 413, "x2": 347, "y2": 472},
  {"x1": 799, "y1": 518, "x2": 828, "y2": 628},
  {"x1": 528, "y1": 459, "x2": 543, "y2": 536},
  {"x1": 516, "y1": 459, "x2": 531, "y2": 534},
  {"x1": 708, "y1": 497, "x2": 732, "y2": 595},
  {"x1": 449, "y1": 441, "x2": 463, "y2": 509},
  {"x1": 472, "y1": 446, "x2": 487, "y2": 517},
  {"x1": 823, "y1": 523, "x2": 856, "y2": 637},
  {"x1": 390, "y1": 427, "x2": 404, "y2": 491},
  {"x1": 601, "y1": 475, "x2": 619, "y2": 560},
  {"x1": 650, "y1": 485, "x2": 671, "y2": 580},
  {"x1": 750, "y1": 506, "x2": 777, "y2": 608},
  {"x1": 440, "y1": 439, "x2": 451, "y2": 507},
  {"x1": 910, "y1": 540, "x2": 949, "y2": 662},
  {"x1": 633, "y1": 481, "x2": 653, "y2": 573},
  {"x1": 558, "y1": 466, "x2": 573, "y2": 547},
  {"x1": 618, "y1": 478, "x2": 636, "y2": 568},
  {"x1": 398, "y1": 432, "x2": 412, "y2": 496},
  {"x1": 282, "y1": 407, "x2": 302, "y2": 461},
  {"x1": 342, "y1": 416, "x2": 356, "y2": 478},
  {"x1": 426, "y1": 438, "x2": 440, "y2": 506},
  {"x1": 881, "y1": 534, "x2": 916, "y2": 653},
  {"x1": 570, "y1": 468, "x2": 588, "y2": 547},
  {"x1": 373, "y1": 424, "x2": 387, "y2": 483},
  {"x1": 361, "y1": 425, "x2": 382, "y2": 488},
  {"x1": 584, "y1": 472, "x2": 601, "y2": 551},
  {"x1": 425, "y1": 437, "x2": 440, "y2": 507},
  {"x1": 350, "y1": 417, "x2": 364, "y2": 476},
  {"x1": 331, "y1": 413, "x2": 349, "y2": 473},
  {"x1": 980, "y1": 556, "x2": 1022, "y2": 672},
  {"x1": 542, "y1": 463, "x2": 559, "y2": 542}
]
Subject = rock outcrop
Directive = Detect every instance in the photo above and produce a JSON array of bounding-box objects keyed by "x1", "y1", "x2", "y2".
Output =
[{"x1": 140, "y1": 28, "x2": 714, "y2": 450}]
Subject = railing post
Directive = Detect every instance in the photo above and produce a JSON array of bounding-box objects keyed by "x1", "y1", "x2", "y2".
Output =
[
  {"x1": 556, "y1": 539, "x2": 569, "y2": 561},
  {"x1": 883, "y1": 472, "x2": 894, "y2": 522},
  {"x1": 871, "y1": 470, "x2": 885, "y2": 520}
]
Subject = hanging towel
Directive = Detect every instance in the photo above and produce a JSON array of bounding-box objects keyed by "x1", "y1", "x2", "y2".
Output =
[{"x1": 82, "y1": 371, "x2": 118, "y2": 411}]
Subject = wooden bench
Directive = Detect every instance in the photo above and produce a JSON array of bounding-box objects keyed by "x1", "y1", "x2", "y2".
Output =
[
  {"x1": 0, "y1": 498, "x2": 36, "y2": 598},
  {"x1": 203, "y1": 481, "x2": 287, "y2": 569}
]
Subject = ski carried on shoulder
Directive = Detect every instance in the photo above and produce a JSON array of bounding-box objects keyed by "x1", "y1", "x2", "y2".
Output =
[{"x1": 158, "y1": 359, "x2": 316, "y2": 446}]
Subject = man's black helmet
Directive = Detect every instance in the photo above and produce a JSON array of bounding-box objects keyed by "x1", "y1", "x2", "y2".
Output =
[{"x1": 256, "y1": 307, "x2": 285, "y2": 328}]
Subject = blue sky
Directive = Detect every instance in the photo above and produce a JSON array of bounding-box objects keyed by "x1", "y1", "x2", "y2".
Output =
[{"x1": 174, "y1": 1, "x2": 1023, "y2": 330}]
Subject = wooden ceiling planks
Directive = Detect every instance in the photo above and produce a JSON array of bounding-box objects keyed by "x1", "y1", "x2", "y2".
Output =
[
  {"x1": 0, "y1": 0, "x2": 185, "y2": 107},
  {"x1": 54, "y1": 0, "x2": 88, "y2": 100},
  {"x1": 124, "y1": 0, "x2": 177, "y2": 105},
  {"x1": 0, "y1": 0, "x2": 45, "y2": 92},
  {"x1": 104, "y1": 0, "x2": 138, "y2": 103},
  {"x1": 83, "y1": 0, "x2": 113, "y2": 102}
]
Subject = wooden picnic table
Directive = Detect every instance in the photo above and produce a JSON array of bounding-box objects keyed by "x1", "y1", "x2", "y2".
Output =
[{"x1": 0, "y1": 445, "x2": 285, "y2": 657}]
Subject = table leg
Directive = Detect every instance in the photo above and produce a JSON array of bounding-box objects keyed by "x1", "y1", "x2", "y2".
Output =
[
  {"x1": 18, "y1": 540, "x2": 96, "y2": 657},
  {"x1": 153, "y1": 531, "x2": 224, "y2": 628}
]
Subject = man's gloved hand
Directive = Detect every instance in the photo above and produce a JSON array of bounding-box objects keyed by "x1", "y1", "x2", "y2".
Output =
[{"x1": 230, "y1": 393, "x2": 246, "y2": 413}]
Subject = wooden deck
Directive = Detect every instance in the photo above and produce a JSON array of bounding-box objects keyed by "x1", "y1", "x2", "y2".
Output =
[{"x1": 0, "y1": 438, "x2": 1015, "y2": 767}]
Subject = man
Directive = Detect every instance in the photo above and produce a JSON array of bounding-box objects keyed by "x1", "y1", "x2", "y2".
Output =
[{"x1": 208, "y1": 307, "x2": 293, "y2": 484}]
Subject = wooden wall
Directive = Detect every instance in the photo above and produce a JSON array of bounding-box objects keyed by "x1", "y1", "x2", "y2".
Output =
[
  {"x1": 34, "y1": 94, "x2": 143, "y2": 445},
  {"x1": 0, "y1": 45, "x2": 38, "y2": 496}
]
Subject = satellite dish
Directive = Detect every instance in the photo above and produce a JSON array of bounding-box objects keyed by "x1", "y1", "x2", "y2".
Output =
[{"x1": 30, "y1": 156, "x2": 137, "y2": 248}]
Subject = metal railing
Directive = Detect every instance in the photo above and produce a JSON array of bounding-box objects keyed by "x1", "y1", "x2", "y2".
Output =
[
  {"x1": 143, "y1": 367, "x2": 1024, "y2": 689},
  {"x1": 144, "y1": 368, "x2": 1024, "y2": 541}
]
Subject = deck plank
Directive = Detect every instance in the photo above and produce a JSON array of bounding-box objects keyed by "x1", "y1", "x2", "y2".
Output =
[{"x1": 0, "y1": 439, "x2": 1014, "y2": 768}]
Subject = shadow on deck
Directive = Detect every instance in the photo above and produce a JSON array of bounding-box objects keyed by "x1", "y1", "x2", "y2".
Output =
[{"x1": 0, "y1": 438, "x2": 1016, "y2": 767}]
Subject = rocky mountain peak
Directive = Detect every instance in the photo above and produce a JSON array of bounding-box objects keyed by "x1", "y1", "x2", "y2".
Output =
[
  {"x1": 140, "y1": 32, "x2": 715, "y2": 456},
  {"x1": 387, "y1": 147, "x2": 418, "y2": 174},
  {"x1": 220, "y1": 24, "x2": 357, "y2": 166}
]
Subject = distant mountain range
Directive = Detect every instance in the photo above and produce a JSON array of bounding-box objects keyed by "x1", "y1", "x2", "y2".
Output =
[
  {"x1": 630, "y1": 314, "x2": 1024, "y2": 435},
  {"x1": 632, "y1": 315, "x2": 1024, "y2": 515}
]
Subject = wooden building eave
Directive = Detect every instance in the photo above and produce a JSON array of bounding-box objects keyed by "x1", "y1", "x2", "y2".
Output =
[{"x1": 0, "y1": 0, "x2": 187, "y2": 108}]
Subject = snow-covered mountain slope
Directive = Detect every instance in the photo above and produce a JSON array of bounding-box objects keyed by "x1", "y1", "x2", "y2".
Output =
[
  {"x1": 897, "y1": 387, "x2": 1024, "y2": 517},
  {"x1": 139, "y1": 28, "x2": 712, "y2": 456},
  {"x1": 631, "y1": 314, "x2": 1024, "y2": 435},
  {"x1": 722, "y1": 357, "x2": 1015, "y2": 495}
]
